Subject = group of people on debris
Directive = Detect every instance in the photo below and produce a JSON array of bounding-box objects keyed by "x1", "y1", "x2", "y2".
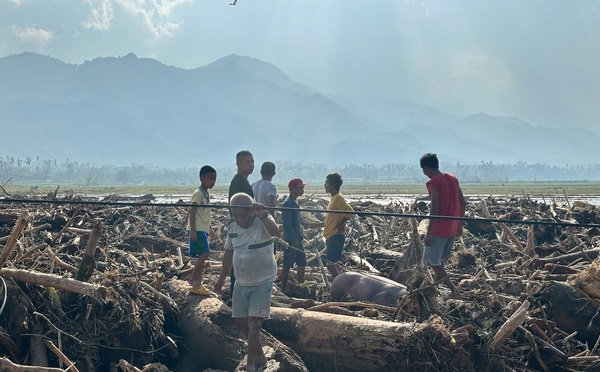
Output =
[{"x1": 185, "y1": 150, "x2": 466, "y2": 372}]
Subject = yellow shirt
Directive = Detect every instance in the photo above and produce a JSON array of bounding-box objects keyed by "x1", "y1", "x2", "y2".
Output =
[
  {"x1": 189, "y1": 187, "x2": 211, "y2": 232},
  {"x1": 323, "y1": 193, "x2": 353, "y2": 239}
]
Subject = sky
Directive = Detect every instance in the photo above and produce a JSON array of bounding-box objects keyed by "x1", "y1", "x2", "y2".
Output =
[{"x1": 1, "y1": 0, "x2": 599, "y2": 130}]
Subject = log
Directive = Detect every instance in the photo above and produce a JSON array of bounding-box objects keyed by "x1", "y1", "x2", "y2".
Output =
[
  {"x1": 530, "y1": 248, "x2": 600, "y2": 269},
  {"x1": 347, "y1": 253, "x2": 380, "y2": 273},
  {"x1": 264, "y1": 308, "x2": 472, "y2": 371},
  {"x1": 117, "y1": 234, "x2": 184, "y2": 253},
  {"x1": 0, "y1": 212, "x2": 28, "y2": 269},
  {"x1": 0, "y1": 268, "x2": 106, "y2": 298},
  {"x1": 488, "y1": 300, "x2": 530, "y2": 351},
  {"x1": 68, "y1": 221, "x2": 101, "y2": 304},
  {"x1": 164, "y1": 280, "x2": 308, "y2": 372},
  {"x1": 0, "y1": 357, "x2": 64, "y2": 372},
  {"x1": 534, "y1": 281, "x2": 600, "y2": 344}
]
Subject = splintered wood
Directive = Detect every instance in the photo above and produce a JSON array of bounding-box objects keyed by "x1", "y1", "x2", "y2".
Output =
[{"x1": 0, "y1": 193, "x2": 600, "y2": 371}]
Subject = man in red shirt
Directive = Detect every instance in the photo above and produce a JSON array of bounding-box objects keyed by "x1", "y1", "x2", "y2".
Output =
[{"x1": 420, "y1": 153, "x2": 467, "y2": 299}]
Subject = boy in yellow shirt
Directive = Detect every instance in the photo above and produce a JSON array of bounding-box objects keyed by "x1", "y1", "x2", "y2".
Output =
[
  {"x1": 189, "y1": 165, "x2": 218, "y2": 295},
  {"x1": 312, "y1": 173, "x2": 353, "y2": 279}
]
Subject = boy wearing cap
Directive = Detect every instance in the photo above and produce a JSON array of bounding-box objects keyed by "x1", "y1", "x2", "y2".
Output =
[
  {"x1": 280, "y1": 178, "x2": 307, "y2": 292},
  {"x1": 251, "y1": 162, "x2": 277, "y2": 208}
]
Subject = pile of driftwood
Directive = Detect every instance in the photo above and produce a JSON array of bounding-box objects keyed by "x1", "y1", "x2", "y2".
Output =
[{"x1": 1, "y1": 189, "x2": 600, "y2": 371}]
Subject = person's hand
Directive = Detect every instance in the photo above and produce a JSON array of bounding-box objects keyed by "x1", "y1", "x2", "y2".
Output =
[
  {"x1": 190, "y1": 231, "x2": 197, "y2": 242},
  {"x1": 424, "y1": 234, "x2": 432, "y2": 246},
  {"x1": 252, "y1": 203, "x2": 268, "y2": 220},
  {"x1": 456, "y1": 224, "x2": 464, "y2": 237}
]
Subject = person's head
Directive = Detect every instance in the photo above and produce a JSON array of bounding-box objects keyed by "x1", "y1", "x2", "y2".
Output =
[
  {"x1": 325, "y1": 173, "x2": 343, "y2": 194},
  {"x1": 260, "y1": 162, "x2": 276, "y2": 179},
  {"x1": 199, "y1": 165, "x2": 217, "y2": 189},
  {"x1": 236, "y1": 150, "x2": 254, "y2": 177},
  {"x1": 288, "y1": 178, "x2": 307, "y2": 198},
  {"x1": 420, "y1": 153, "x2": 440, "y2": 179},
  {"x1": 229, "y1": 192, "x2": 255, "y2": 228}
]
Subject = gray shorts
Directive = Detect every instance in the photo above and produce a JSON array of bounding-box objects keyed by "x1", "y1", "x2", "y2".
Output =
[
  {"x1": 231, "y1": 280, "x2": 273, "y2": 319},
  {"x1": 422, "y1": 236, "x2": 455, "y2": 266}
]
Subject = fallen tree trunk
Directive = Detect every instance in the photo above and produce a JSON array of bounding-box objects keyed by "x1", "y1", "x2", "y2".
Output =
[
  {"x1": 534, "y1": 280, "x2": 600, "y2": 344},
  {"x1": 164, "y1": 280, "x2": 308, "y2": 372},
  {"x1": 264, "y1": 307, "x2": 472, "y2": 371},
  {"x1": 166, "y1": 279, "x2": 471, "y2": 371}
]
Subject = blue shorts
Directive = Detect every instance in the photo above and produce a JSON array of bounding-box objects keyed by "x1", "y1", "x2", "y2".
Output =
[
  {"x1": 231, "y1": 280, "x2": 273, "y2": 319},
  {"x1": 423, "y1": 236, "x2": 455, "y2": 266},
  {"x1": 326, "y1": 234, "x2": 345, "y2": 264},
  {"x1": 282, "y1": 242, "x2": 307, "y2": 268},
  {"x1": 189, "y1": 231, "x2": 210, "y2": 257}
]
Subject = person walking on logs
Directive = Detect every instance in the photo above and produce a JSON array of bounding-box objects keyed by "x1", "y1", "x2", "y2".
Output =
[
  {"x1": 188, "y1": 165, "x2": 218, "y2": 295},
  {"x1": 420, "y1": 153, "x2": 467, "y2": 299},
  {"x1": 280, "y1": 178, "x2": 308, "y2": 292},
  {"x1": 311, "y1": 173, "x2": 353, "y2": 279},
  {"x1": 214, "y1": 193, "x2": 279, "y2": 372}
]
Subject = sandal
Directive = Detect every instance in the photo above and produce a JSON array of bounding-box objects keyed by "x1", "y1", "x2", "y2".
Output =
[{"x1": 190, "y1": 285, "x2": 211, "y2": 295}]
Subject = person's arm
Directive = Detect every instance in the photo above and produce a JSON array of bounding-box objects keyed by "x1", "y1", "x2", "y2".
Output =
[
  {"x1": 253, "y1": 204, "x2": 279, "y2": 236},
  {"x1": 335, "y1": 197, "x2": 353, "y2": 234},
  {"x1": 282, "y1": 208, "x2": 295, "y2": 243},
  {"x1": 189, "y1": 205, "x2": 198, "y2": 241},
  {"x1": 214, "y1": 249, "x2": 233, "y2": 292},
  {"x1": 457, "y1": 186, "x2": 467, "y2": 236},
  {"x1": 425, "y1": 185, "x2": 439, "y2": 246},
  {"x1": 267, "y1": 195, "x2": 277, "y2": 208}
]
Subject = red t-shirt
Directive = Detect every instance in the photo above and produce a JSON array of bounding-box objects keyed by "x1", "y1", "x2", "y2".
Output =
[{"x1": 426, "y1": 173, "x2": 461, "y2": 237}]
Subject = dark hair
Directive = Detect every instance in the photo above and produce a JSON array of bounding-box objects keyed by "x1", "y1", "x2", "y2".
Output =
[
  {"x1": 326, "y1": 173, "x2": 343, "y2": 190},
  {"x1": 236, "y1": 150, "x2": 253, "y2": 162},
  {"x1": 199, "y1": 165, "x2": 217, "y2": 177},
  {"x1": 420, "y1": 153, "x2": 439, "y2": 169},
  {"x1": 260, "y1": 161, "x2": 276, "y2": 176}
]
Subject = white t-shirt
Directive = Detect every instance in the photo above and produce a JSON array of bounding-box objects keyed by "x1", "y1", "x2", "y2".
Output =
[
  {"x1": 225, "y1": 215, "x2": 277, "y2": 286},
  {"x1": 251, "y1": 179, "x2": 277, "y2": 206}
]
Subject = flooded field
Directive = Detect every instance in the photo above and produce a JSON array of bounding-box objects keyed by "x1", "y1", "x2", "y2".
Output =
[{"x1": 150, "y1": 192, "x2": 600, "y2": 207}]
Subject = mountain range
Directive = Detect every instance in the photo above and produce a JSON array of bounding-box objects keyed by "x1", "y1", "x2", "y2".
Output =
[{"x1": 1, "y1": 52, "x2": 598, "y2": 168}]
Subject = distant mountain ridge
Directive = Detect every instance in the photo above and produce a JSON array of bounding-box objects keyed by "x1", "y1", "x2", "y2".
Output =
[{"x1": 1, "y1": 52, "x2": 598, "y2": 167}]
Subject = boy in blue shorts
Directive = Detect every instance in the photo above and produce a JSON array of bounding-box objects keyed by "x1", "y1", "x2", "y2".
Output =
[
  {"x1": 311, "y1": 173, "x2": 353, "y2": 279},
  {"x1": 188, "y1": 165, "x2": 218, "y2": 295}
]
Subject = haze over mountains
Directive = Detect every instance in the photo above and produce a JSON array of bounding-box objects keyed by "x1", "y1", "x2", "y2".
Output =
[{"x1": 1, "y1": 52, "x2": 598, "y2": 168}]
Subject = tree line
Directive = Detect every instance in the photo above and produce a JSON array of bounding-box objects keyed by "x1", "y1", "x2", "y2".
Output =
[{"x1": 1, "y1": 156, "x2": 599, "y2": 186}]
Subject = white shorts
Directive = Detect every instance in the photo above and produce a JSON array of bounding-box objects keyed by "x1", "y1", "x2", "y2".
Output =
[{"x1": 422, "y1": 236, "x2": 455, "y2": 266}]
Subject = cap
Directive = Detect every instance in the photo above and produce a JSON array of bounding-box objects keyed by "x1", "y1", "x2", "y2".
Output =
[
  {"x1": 288, "y1": 178, "x2": 307, "y2": 188},
  {"x1": 260, "y1": 162, "x2": 276, "y2": 175}
]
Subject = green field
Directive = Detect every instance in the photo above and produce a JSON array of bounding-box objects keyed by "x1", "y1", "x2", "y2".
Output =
[{"x1": 3, "y1": 181, "x2": 600, "y2": 198}]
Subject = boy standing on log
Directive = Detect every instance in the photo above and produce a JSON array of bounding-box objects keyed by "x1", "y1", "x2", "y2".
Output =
[
  {"x1": 420, "y1": 153, "x2": 466, "y2": 299},
  {"x1": 214, "y1": 192, "x2": 279, "y2": 372},
  {"x1": 188, "y1": 165, "x2": 218, "y2": 295},
  {"x1": 311, "y1": 173, "x2": 353, "y2": 279},
  {"x1": 280, "y1": 178, "x2": 308, "y2": 292},
  {"x1": 228, "y1": 150, "x2": 255, "y2": 295}
]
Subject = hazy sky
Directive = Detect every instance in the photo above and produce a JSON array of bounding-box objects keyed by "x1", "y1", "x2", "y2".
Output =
[{"x1": 1, "y1": 0, "x2": 599, "y2": 129}]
